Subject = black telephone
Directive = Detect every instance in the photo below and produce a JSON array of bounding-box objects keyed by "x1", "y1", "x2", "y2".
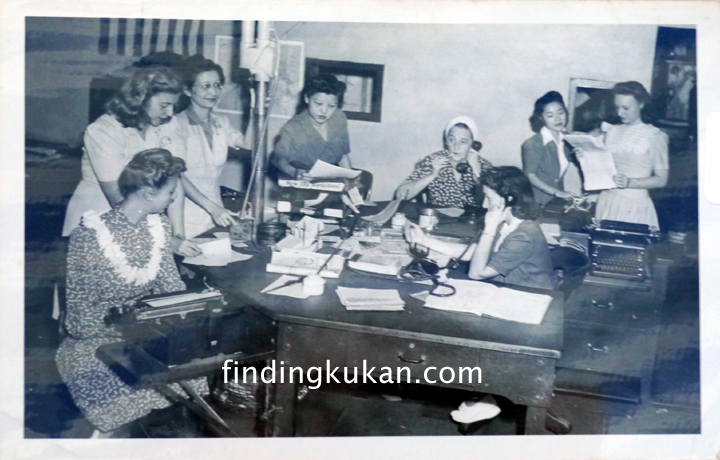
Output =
[{"x1": 456, "y1": 141, "x2": 483, "y2": 174}]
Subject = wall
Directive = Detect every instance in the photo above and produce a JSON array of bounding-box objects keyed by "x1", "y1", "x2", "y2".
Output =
[
  {"x1": 25, "y1": 17, "x2": 235, "y2": 147},
  {"x1": 274, "y1": 22, "x2": 658, "y2": 200}
]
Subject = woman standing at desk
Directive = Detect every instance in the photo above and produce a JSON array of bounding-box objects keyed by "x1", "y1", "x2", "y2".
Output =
[
  {"x1": 174, "y1": 55, "x2": 249, "y2": 238},
  {"x1": 521, "y1": 91, "x2": 579, "y2": 207},
  {"x1": 590, "y1": 81, "x2": 669, "y2": 228},
  {"x1": 405, "y1": 166, "x2": 555, "y2": 290},
  {"x1": 56, "y1": 149, "x2": 208, "y2": 436},
  {"x1": 395, "y1": 116, "x2": 491, "y2": 208}
]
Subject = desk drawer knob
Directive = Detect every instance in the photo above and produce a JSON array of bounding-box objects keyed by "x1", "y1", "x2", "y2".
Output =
[
  {"x1": 397, "y1": 353, "x2": 426, "y2": 364},
  {"x1": 587, "y1": 343, "x2": 609, "y2": 353}
]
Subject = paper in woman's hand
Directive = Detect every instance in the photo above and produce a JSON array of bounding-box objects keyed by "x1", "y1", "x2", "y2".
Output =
[
  {"x1": 307, "y1": 160, "x2": 362, "y2": 179},
  {"x1": 565, "y1": 134, "x2": 618, "y2": 191}
]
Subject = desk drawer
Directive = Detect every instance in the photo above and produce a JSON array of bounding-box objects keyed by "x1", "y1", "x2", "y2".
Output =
[
  {"x1": 565, "y1": 285, "x2": 660, "y2": 330},
  {"x1": 560, "y1": 322, "x2": 658, "y2": 377},
  {"x1": 346, "y1": 332, "x2": 555, "y2": 406}
]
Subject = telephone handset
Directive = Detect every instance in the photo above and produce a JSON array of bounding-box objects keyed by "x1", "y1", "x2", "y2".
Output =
[{"x1": 456, "y1": 141, "x2": 483, "y2": 174}]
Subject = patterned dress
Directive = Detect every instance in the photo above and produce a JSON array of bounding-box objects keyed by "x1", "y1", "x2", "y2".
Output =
[
  {"x1": 406, "y1": 150, "x2": 493, "y2": 208},
  {"x1": 595, "y1": 123, "x2": 669, "y2": 228},
  {"x1": 55, "y1": 208, "x2": 208, "y2": 432}
]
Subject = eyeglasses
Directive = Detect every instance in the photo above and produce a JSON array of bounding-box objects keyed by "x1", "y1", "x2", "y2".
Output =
[{"x1": 193, "y1": 82, "x2": 224, "y2": 91}]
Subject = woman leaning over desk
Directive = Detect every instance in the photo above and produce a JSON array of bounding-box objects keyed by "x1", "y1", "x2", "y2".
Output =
[
  {"x1": 588, "y1": 81, "x2": 669, "y2": 228},
  {"x1": 56, "y1": 149, "x2": 208, "y2": 437},
  {"x1": 521, "y1": 91, "x2": 579, "y2": 206},
  {"x1": 404, "y1": 166, "x2": 555, "y2": 290},
  {"x1": 395, "y1": 116, "x2": 492, "y2": 208},
  {"x1": 174, "y1": 55, "x2": 249, "y2": 238}
]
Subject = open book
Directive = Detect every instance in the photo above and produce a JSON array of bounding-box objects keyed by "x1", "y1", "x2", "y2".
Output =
[
  {"x1": 564, "y1": 133, "x2": 618, "y2": 191},
  {"x1": 423, "y1": 280, "x2": 552, "y2": 325}
]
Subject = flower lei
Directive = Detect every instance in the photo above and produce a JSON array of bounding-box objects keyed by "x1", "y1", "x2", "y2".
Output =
[{"x1": 82, "y1": 210, "x2": 165, "y2": 286}]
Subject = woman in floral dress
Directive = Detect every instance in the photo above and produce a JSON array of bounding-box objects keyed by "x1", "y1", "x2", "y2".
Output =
[{"x1": 56, "y1": 149, "x2": 208, "y2": 435}]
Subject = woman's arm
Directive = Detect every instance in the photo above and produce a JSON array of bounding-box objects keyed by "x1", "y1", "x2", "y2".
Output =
[
  {"x1": 98, "y1": 181, "x2": 124, "y2": 207},
  {"x1": 154, "y1": 218, "x2": 188, "y2": 294},
  {"x1": 522, "y1": 140, "x2": 575, "y2": 199},
  {"x1": 405, "y1": 223, "x2": 475, "y2": 259},
  {"x1": 166, "y1": 181, "x2": 202, "y2": 257},
  {"x1": 467, "y1": 208, "x2": 504, "y2": 279},
  {"x1": 625, "y1": 170, "x2": 669, "y2": 189},
  {"x1": 395, "y1": 156, "x2": 449, "y2": 200},
  {"x1": 180, "y1": 174, "x2": 236, "y2": 227}
]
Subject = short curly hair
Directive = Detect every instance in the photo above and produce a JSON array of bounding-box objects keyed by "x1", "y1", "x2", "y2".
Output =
[
  {"x1": 106, "y1": 67, "x2": 183, "y2": 129},
  {"x1": 302, "y1": 73, "x2": 347, "y2": 108},
  {"x1": 118, "y1": 148, "x2": 187, "y2": 198},
  {"x1": 480, "y1": 166, "x2": 540, "y2": 220}
]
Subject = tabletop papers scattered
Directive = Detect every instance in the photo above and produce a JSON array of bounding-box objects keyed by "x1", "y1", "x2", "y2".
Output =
[
  {"x1": 261, "y1": 275, "x2": 310, "y2": 299},
  {"x1": 266, "y1": 250, "x2": 345, "y2": 278},
  {"x1": 564, "y1": 133, "x2": 618, "y2": 191},
  {"x1": 361, "y1": 199, "x2": 402, "y2": 225},
  {"x1": 423, "y1": 280, "x2": 552, "y2": 325},
  {"x1": 307, "y1": 160, "x2": 362, "y2": 179},
  {"x1": 348, "y1": 253, "x2": 408, "y2": 276},
  {"x1": 336, "y1": 287, "x2": 405, "y2": 311},
  {"x1": 183, "y1": 238, "x2": 253, "y2": 266}
]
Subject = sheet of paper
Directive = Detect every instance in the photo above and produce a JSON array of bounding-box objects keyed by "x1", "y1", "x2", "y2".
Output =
[
  {"x1": 144, "y1": 291, "x2": 221, "y2": 308},
  {"x1": 336, "y1": 287, "x2": 403, "y2": 306},
  {"x1": 564, "y1": 133, "x2": 606, "y2": 152},
  {"x1": 230, "y1": 252, "x2": 253, "y2": 263},
  {"x1": 307, "y1": 159, "x2": 362, "y2": 179},
  {"x1": 423, "y1": 280, "x2": 498, "y2": 315},
  {"x1": 290, "y1": 216, "x2": 325, "y2": 246},
  {"x1": 261, "y1": 275, "x2": 310, "y2": 299},
  {"x1": 183, "y1": 238, "x2": 233, "y2": 266},
  {"x1": 483, "y1": 288, "x2": 553, "y2": 325},
  {"x1": 213, "y1": 231, "x2": 230, "y2": 239},
  {"x1": 435, "y1": 208, "x2": 465, "y2": 218},
  {"x1": 576, "y1": 149, "x2": 619, "y2": 191},
  {"x1": 361, "y1": 199, "x2": 402, "y2": 224}
]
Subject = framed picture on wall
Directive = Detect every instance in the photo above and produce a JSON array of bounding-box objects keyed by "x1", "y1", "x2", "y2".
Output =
[
  {"x1": 567, "y1": 78, "x2": 616, "y2": 133},
  {"x1": 305, "y1": 58, "x2": 384, "y2": 122},
  {"x1": 664, "y1": 60, "x2": 696, "y2": 123}
]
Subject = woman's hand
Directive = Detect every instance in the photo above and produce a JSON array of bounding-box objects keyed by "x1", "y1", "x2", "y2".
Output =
[
  {"x1": 403, "y1": 222, "x2": 426, "y2": 247},
  {"x1": 172, "y1": 238, "x2": 203, "y2": 257},
  {"x1": 295, "y1": 168, "x2": 311, "y2": 180},
  {"x1": 430, "y1": 156, "x2": 450, "y2": 175},
  {"x1": 210, "y1": 206, "x2": 237, "y2": 227},
  {"x1": 395, "y1": 186, "x2": 411, "y2": 200},
  {"x1": 554, "y1": 190, "x2": 577, "y2": 200},
  {"x1": 483, "y1": 202, "x2": 506, "y2": 233},
  {"x1": 613, "y1": 174, "x2": 630, "y2": 189},
  {"x1": 466, "y1": 150, "x2": 482, "y2": 177},
  {"x1": 573, "y1": 148, "x2": 586, "y2": 161}
]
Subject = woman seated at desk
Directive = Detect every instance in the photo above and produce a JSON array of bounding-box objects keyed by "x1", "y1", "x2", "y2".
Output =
[
  {"x1": 395, "y1": 116, "x2": 492, "y2": 208},
  {"x1": 521, "y1": 91, "x2": 580, "y2": 207},
  {"x1": 56, "y1": 149, "x2": 208, "y2": 437},
  {"x1": 404, "y1": 166, "x2": 555, "y2": 290}
]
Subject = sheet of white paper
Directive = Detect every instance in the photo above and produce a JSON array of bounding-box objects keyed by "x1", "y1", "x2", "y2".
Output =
[
  {"x1": 423, "y1": 280, "x2": 497, "y2": 315},
  {"x1": 261, "y1": 275, "x2": 310, "y2": 299},
  {"x1": 576, "y1": 150, "x2": 619, "y2": 191},
  {"x1": 361, "y1": 198, "x2": 402, "y2": 224},
  {"x1": 483, "y1": 288, "x2": 552, "y2": 325},
  {"x1": 336, "y1": 287, "x2": 404, "y2": 306},
  {"x1": 213, "y1": 231, "x2": 230, "y2": 239},
  {"x1": 291, "y1": 216, "x2": 325, "y2": 246},
  {"x1": 144, "y1": 291, "x2": 221, "y2": 308},
  {"x1": 564, "y1": 133, "x2": 606, "y2": 151},
  {"x1": 183, "y1": 238, "x2": 232, "y2": 266},
  {"x1": 230, "y1": 252, "x2": 253, "y2": 263},
  {"x1": 307, "y1": 160, "x2": 362, "y2": 179}
]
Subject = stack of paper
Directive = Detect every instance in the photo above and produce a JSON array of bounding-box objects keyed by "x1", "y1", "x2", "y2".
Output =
[
  {"x1": 266, "y1": 250, "x2": 345, "y2": 278},
  {"x1": 336, "y1": 287, "x2": 405, "y2": 311},
  {"x1": 348, "y1": 253, "x2": 409, "y2": 276},
  {"x1": 423, "y1": 280, "x2": 552, "y2": 325}
]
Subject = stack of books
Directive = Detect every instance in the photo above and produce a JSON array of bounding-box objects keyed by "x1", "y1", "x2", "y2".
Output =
[{"x1": 336, "y1": 287, "x2": 405, "y2": 311}]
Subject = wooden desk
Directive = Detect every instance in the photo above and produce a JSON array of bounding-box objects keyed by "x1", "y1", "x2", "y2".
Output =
[{"x1": 200, "y1": 250, "x2": 564, "y2": 436}]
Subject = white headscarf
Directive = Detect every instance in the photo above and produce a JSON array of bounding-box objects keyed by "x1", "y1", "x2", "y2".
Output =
[{"x1": 444, "y1": 116, "x2": 478, "y2": 141}]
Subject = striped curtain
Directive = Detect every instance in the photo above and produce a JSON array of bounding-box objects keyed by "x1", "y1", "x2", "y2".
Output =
[{"x1": 98, "y1": 18, "x2": 204, "y2": 57}]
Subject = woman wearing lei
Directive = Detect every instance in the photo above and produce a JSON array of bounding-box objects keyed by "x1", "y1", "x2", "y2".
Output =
[{"x1": 55, "y1": 148, "x2": 208, "y2": 437}]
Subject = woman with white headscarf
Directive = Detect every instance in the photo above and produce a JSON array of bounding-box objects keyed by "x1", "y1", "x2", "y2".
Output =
[{"x1": 395, "y1": 116, "x2": 491, "y2": 208}]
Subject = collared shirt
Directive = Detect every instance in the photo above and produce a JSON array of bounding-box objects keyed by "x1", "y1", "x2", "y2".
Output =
[
  {"x1": 185, "y1": 106, "x2": 216, "y2": 150},
  {"x1": 540, "y1": 126, "x2": 569, "y2": 176},
  {"x1": 493, "y1": 218, "x2": 523, "y2": 252}
]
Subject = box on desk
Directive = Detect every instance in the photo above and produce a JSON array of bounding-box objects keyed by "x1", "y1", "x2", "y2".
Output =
[{"x1": 110, "y1": 290, "x2": 276, "y2": 366}]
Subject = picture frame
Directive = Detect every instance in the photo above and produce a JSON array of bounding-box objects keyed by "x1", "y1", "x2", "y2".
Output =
[
  {"x1": 567, "y1": 78, "x2": 616, "y2": 133},
  {"x1": 305, "y1": 57, "x2": 384, "y2": 122}
]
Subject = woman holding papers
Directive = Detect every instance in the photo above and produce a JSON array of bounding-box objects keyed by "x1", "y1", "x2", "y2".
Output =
[
  {"x1": 56, "y1": 149, "x2": 208, "y2": 437},
  {"x1": 404, "y1": 167, "x2": 555, "y2": 290},
  {"x1": 270, "y1": 73, "x2": 353, "y2": 179},
  {"x1": 592, "y1": 81, "x2": 669, "y2": 228},
  {"x1": 395, "y1": 116, "x2": 492, "y2": 208},
  {"x1": 174, "y1": 55, "x2": 249, "y2": 238},
  {"x1": 521, "y1": 91, "x2": 579, "y2": 206}
]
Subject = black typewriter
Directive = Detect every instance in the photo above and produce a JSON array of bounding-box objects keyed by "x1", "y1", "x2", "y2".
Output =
[
  {"x1": 589, "y1": 220, "x2": 657, "y2": 280},
  {"x1": 106, "y1": 288, "x2": 275, "y2": 366}
]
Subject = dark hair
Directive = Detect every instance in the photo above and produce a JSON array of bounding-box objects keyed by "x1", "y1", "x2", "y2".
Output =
[
  {"x1": 302, "y1": 73, "x2": 347, "y2": 108},
  {"x1": 612, "y1": 81, "x2": 654, "y2": 123},
  {"x1": 106, "y1": 67, "x2": 182, "y2": 129},
  {"x1": 480, "y1": 166, "x2": 540, "y2": 220},
  {"x1": 118, "y1": 148, "x2": 187, "y2": 198},
  {"x1": 179, "y1": 54, "x2": 226, "y2": 89},
  {"x1": 529, "y1": 91, "x2": 567, "y2": 133}
]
